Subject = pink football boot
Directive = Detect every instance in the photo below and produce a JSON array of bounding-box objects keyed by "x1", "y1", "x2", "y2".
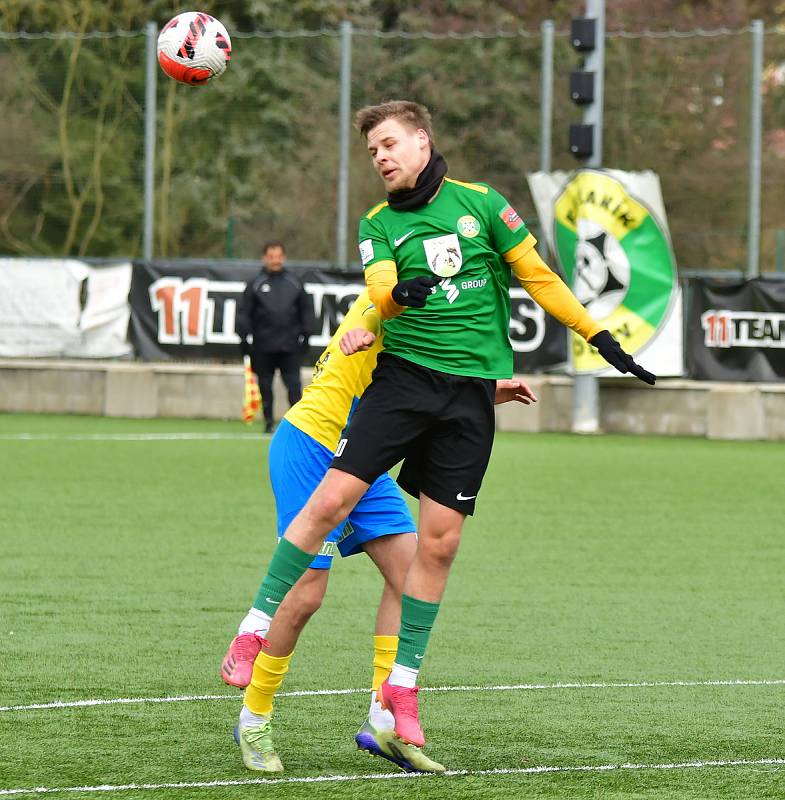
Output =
[
  {"x1": 378, "y1": 678, "x2": 425, "y2": 747},
  {"x1": 220, "y1": 633, "x2": 268, "y2": 688}
]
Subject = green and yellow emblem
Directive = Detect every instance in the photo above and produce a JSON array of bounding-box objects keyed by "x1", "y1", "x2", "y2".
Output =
[
  {"x1": 457, "y1": 215, "x2": 480, "y2": 238},
  {"x1": 553, "y1": 170, "x2": 677, "y2": 373}
]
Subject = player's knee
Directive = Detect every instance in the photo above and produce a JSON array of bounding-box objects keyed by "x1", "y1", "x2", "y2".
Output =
[
  {"x1": 308, "y1": 491, "x2": 350, "y2": 528},
  {"x1": 420, "y1": 527, "x2": 461, "y2": 568}
]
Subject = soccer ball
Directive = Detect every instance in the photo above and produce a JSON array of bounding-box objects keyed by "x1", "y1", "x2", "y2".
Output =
[{"x1": 157, "y1": 12, "x2": 231, "y2": 85}]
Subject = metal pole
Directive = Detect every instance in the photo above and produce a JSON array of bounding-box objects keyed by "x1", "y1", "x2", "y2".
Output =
[
  {"x1": 747, "y1": 19, "x2": 764, "y2": 279},
  {"x1": 572, "y1": 0, "x2": 604, "y2": 434},
  {"x1": 143, "y1": 21, "x2": 157, "y2": 262},
  {"x1": 539, "y1": 20, "x2": 554, "y2": 173},
  {"x1": 336, "y1": 20, "x2": 353, "y2": 269},
  {"x1": 584, "y1": 0, "x2": 605, "y2": 169}
]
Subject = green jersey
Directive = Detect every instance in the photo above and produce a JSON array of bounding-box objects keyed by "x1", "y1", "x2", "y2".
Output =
[{"x1": 358, "y1": 178, "x2": 531, "y2": 379}]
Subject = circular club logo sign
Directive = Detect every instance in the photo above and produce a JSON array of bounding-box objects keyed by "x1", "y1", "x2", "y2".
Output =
[
  {"x1": 457, "y1": 215, "x2": 480, "y2": 238},
  {"x1": 553, "y1": 170, "x2": 677, "y2": 373}
]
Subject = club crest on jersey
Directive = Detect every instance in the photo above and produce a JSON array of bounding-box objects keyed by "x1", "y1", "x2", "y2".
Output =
[
  {"x1": 422, "y1": 233, "x2": 463, "y2": 278},
  {"x1": 457, "y1": 215, "x2": 480, "y2": 238}
]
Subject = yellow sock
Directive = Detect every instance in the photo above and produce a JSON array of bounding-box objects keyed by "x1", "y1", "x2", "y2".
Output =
[
  {"x1": 243, "y1": 650, "x2": 293, "y2": 716},
  {"x1": 372, "y1": 635, "x2": 398, "y2": 691}
]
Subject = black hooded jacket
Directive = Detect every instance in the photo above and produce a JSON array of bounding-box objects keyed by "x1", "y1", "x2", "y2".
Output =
[{"x1": 235, "y1": 268, "x2": 313, "y2": 355}]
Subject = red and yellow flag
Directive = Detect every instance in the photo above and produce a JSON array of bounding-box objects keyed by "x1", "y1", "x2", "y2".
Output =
[{"x1": 242, "y1": 355, "x2": 261, "y2": 424}]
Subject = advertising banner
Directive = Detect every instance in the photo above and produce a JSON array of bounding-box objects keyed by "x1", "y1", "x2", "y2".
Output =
[
  {"x1": 0, "y1": 258, "x2": 132, "y2": 358},
  {"x1": 76, "y1": 262, "x2": 134, "y2": 358},
  {"x1": 687, "y1": 277, "x2": 785, "y2": 381},
  {"x1": 527, "y1": 169, "x2": 683, "y2": 377},
  {"x1": 129, "y1": 260, "x2": 567, "y2": 372}
]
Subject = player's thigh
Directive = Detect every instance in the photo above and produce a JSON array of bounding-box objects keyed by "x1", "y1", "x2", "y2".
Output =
[
  {"x1": 338, "y1": 471, "x2": 416, "y2": 564},
  {"x1": 268, "y1": 420, "x2": 348, "y2": 569},
  {"x1": 361, "y1": 531, "x2": 418, "y2": 588},
  {"x1": 398, "y1": 377, "x2": 496, "y2": 516},
  {"x1": 330, "y1": 353, "x2": 440, "y2": 484}
]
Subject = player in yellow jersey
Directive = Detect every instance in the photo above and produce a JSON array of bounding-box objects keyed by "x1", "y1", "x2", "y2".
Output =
[{"x1": 220, "y1": 290, "x2": 536, "y2": 773}]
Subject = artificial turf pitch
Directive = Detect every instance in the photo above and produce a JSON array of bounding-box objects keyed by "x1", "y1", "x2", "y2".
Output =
[{"x1": 1, "y1": 413, "x2": 783, "y2": 799}]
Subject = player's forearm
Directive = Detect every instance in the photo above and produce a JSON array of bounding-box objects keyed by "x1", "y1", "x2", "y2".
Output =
[
  {"x1": 365, "y1": 260, "x2": 405, "y2": 320},
  {"x1": 504, "y1": 239, "x2": 603, "y2": 342},
  {"x1": 357, "y1": 307, "x2": 382, "y2": 335},
  {"x1": 347, "y1": 293, "x2": 383, "y2": 335}
]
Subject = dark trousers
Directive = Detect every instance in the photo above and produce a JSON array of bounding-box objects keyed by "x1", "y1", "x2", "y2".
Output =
[{"x1": 250, "y1": 351, "x2": 303, "y2": 424}]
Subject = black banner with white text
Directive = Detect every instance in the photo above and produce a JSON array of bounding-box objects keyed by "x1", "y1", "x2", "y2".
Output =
[
  {"x1": 687, "y1": 277, "x2": 785, "y2": 381},
  {"x1": 128, "y1": 260, "x2": 568, "y2": 372}
]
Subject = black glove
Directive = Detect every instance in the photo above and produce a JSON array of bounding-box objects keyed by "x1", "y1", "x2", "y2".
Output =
[
  {"x1": 589, "y1": 330, "x2": 657, "y2": 385},
  {"x1": 391, "y1": 275, "x2": 441, "y2": 309}
]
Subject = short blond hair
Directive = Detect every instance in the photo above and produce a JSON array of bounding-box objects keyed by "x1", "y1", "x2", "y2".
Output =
[{"x1": 354, "y1": 100, "x2": 434, "y2": 145}]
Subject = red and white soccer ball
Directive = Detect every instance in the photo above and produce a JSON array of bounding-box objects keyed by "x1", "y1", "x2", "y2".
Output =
[{"x1": 157, "y1": 11, "x2": 232, "y2": 85}]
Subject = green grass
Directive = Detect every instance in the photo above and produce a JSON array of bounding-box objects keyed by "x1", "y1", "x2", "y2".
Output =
[{"x1": 1, "y1": 413, "x2": 784, "y2": 799}]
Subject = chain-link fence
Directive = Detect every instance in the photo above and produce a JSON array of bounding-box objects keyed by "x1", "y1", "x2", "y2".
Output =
[
  {"x1": 1, "y1": 31, "x2": 148, "y2": 258},
  {"x1": 2, "y1": 24, "x2": 785, "y2": 271}
]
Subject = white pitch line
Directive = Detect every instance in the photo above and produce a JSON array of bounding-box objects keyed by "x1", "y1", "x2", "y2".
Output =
[
  {"x1": 1, "y1": 758, "x2": 784, "y2": 796},
  {"x1": 2, "y1": 678, "x2": 784, "y2": 713},
  {"x1": 0, "y1": 433, "x2": 263, "y2": 441}
]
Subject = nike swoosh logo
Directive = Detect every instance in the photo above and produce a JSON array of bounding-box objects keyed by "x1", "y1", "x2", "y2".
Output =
[
  {"x1": 414, "y1": 653, "x2": 424, "y2": 660},
  {"x1": 394, "y1": 230, "x2": 415, "y2": 247},
  {"x1": 456, "y1": 492, "x2": 477, "y2": 501},
  {"x1": 265, "y1": 597, "x2": 281, "y2": 605}
]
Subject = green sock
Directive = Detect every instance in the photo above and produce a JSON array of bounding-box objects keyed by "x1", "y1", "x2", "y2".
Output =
[
  {"x1": 253, "y1": 538, "x2": 314, "y2": 616},
  {"x1": 395, "y1": 594, "x2": 441, "y2": 670}
]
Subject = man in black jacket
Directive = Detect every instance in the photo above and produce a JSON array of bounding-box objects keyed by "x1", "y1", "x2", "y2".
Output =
[{"x1": 236, "y1": 241, "x2": 313, "y2": 433}]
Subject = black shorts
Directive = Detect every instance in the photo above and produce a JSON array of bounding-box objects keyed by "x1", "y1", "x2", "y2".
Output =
[{"x1": 330, "y1": 352, "x2": 496, "y2": 515}]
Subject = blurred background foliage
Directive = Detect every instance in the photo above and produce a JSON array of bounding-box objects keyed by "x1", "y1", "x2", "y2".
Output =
[{"x1": 2, "y1": 0, "x2": 785, "y2": 269}]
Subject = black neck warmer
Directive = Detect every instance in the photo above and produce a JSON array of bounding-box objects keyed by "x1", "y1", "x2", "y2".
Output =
[{"x1": 387, "y1": 149, "x2": 448, "y2": 211}]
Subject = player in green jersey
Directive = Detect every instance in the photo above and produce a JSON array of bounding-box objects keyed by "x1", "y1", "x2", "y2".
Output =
[
  {"x1": 247, "y1": 100, "x2": 655, "y2": 762},
  {"x1": 359, "y1": 177, "x2": 537, "y2": 378}
]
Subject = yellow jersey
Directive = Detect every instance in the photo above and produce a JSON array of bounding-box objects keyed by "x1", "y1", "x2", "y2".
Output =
[{"x1": 284, "y1": 290, "x2": 382, "y2": 451}]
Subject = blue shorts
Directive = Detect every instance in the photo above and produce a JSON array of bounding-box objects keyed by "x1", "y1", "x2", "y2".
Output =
[{"x1": 268, "y1": 419, "x2": 416, "y2": 569}]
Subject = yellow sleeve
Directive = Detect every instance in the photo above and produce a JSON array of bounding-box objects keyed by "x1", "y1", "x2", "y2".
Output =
[
  {"x1": 504, "y1": 236, "x2": 603, "y2": 342},
  {"x1": 365, "y1": 260, "x2": 405, "y2": 320},
  {"x1": 342, "y1": 290, "x2": 382, "y2": 335},
  {"x1": 356, "y1": 301, "x2": 382, "y2": 336}
]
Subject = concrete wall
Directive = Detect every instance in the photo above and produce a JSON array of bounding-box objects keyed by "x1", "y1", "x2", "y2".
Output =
[{"x1": 1, "y1": 358, "x2": 784, "y2": 441}]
